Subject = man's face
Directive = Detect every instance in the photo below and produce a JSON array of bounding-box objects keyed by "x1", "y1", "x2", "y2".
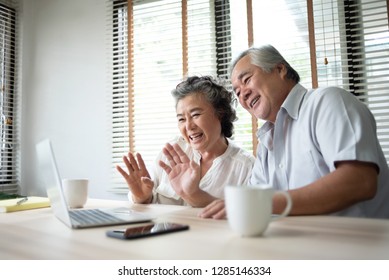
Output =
[{"x1": 231, "y1": 55, "x2": 289, "y2": 123}]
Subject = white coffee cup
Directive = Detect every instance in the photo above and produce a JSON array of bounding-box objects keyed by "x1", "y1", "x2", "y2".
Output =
[
  {"x1": 62, "y1": 179, "x2": 89, "y2": 208},
  {"x1": 225, "y1": 185, "x2": 292, "y2": 237}
]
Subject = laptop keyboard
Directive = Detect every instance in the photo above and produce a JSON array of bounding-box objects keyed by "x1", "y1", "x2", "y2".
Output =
[{"x1": 69, "y1": 209, "x2": 125, "y2": 226}]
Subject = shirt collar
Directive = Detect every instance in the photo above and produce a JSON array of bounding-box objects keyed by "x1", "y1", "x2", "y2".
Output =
[
  {"x1": 192, "y1": 138, "x2": 232, "y2": 162},
  {"x1": 256, "y1": 83, "x2": 307, "y2": 150},
  {"x1": 281, "y1": 83, "x2": 307, "y2": 120}
]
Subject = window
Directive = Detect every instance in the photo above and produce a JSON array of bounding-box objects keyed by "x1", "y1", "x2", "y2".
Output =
[
  {"x1": 240, "y1": 0, "x2": 389, "y2": 156},
  {"x1": 109, "y1": 0, "x2": 389, "y2": 192},
  {"x1": 109, "y1": 0, "x2": 128, "y2": 192},
  {"x1": 109, "y1": 0, "x2": 230, "y2": 192},
  {"x1": 0, "y1": 1, "x2": 17, "y2": 195}
]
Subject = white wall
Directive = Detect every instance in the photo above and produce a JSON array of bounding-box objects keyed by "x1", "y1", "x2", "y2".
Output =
[{"x1": 19, "y1": 0, "x2": 125, "y2": 200}]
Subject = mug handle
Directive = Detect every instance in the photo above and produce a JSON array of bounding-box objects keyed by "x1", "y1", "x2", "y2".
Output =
[{"x1": 271, "y1": 191, "x2": 292, "y2": 221}]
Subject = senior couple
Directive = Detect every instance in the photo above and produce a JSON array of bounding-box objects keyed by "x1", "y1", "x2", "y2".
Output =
[{"x1": 117, "y1": 45, "x2": 389, "y2": 219}]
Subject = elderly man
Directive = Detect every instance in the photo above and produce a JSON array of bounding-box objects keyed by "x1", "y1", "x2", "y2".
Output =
[{"x1": 200, "y1": 45, "x2": 389, "y2": 219}]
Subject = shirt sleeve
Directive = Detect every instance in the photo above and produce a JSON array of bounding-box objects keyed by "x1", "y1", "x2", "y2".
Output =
[{"x1": 312, "y1": 87, "x2": 380, "y2": 170}]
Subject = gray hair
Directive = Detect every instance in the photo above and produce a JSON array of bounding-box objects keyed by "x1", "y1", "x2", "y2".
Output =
[
  {"x1": 172, "y1": 75, "x2": 237, "y2": 138},
  {"x1": 229, "y1": 45, "x2": 300, "y2": 83}
]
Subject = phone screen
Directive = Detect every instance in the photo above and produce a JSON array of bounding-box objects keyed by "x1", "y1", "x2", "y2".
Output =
[{"x1": 106, "y1": 222, "x2": 189, "y2": 240}]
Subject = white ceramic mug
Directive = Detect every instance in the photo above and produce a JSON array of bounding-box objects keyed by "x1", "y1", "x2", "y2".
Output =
[
  {"x1": 225, "y1": 185, "x2": 292, "y2": 237},
  {"x1": 62, "y1": 179, "x2": 89, "y2": 208}
]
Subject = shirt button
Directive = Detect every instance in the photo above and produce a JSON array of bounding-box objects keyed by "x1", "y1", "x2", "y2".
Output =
[{"x1": 279, "y1": 163, "x2": 284, "y2": 169}]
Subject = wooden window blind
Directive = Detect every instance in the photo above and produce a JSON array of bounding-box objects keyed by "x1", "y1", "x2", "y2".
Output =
[
  {"x1": 0, "y1": 0, "x2": 18, "y2": 195},
  {"x1": 109, "y1": 0, "x2": 227, "y2": 192},
  {"x1": 108, "y1": 0, "x2": 389, "y2": 192}
]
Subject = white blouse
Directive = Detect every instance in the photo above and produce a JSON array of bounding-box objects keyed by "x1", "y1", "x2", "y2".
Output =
[{"x1": 128, "y1": 136, "x2": 255, "y2": 206}]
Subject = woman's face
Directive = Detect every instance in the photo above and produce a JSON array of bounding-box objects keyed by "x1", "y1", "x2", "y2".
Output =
[{"x1": 176, "y1": 93, "x2": 222, "y2": 153}]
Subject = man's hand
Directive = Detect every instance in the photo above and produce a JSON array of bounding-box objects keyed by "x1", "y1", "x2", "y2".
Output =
[{"x1": 198, "y1": 199, "x2": 227, "y2": 219}]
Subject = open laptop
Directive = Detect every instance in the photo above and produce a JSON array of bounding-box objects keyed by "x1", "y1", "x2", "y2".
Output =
[{"x1": 36, "y1": 139, "x2": 152, "y2": 229}]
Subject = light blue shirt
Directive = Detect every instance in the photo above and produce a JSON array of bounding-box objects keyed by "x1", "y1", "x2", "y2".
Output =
[{"x1": 250, "y1": 84, "x2": 389, "y2": 218}]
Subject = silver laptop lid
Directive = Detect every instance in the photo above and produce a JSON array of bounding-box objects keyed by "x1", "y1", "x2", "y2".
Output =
[
  {"x1": 36, "y1": 139, "x2": 153, "y2": 229},
  {"x1": 36, "y1": 139, "x2": 73, "y2": 227}
]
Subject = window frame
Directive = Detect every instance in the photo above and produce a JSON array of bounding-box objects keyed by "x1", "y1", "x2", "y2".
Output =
[{"x1": 0, "y1": 1, "x2": 18, "y2": 195}]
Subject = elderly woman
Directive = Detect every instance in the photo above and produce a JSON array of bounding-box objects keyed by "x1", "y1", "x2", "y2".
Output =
[{"x1": 117, "y1": 75, "x2": 254, "y2": 208}]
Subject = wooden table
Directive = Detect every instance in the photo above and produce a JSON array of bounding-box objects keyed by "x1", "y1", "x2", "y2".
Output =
[{"x1": 1, "y1": 199, "x2": 389, "y2": 259}]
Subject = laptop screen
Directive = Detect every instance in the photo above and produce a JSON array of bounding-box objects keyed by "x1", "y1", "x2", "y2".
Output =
[{"x1": 36, "y1": 139, "x2": 73, "y2": 227}]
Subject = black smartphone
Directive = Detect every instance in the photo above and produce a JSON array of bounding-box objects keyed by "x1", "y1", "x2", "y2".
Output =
[{"x1": 106, "y1": 222, "x2": 189, "y2": 240}]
